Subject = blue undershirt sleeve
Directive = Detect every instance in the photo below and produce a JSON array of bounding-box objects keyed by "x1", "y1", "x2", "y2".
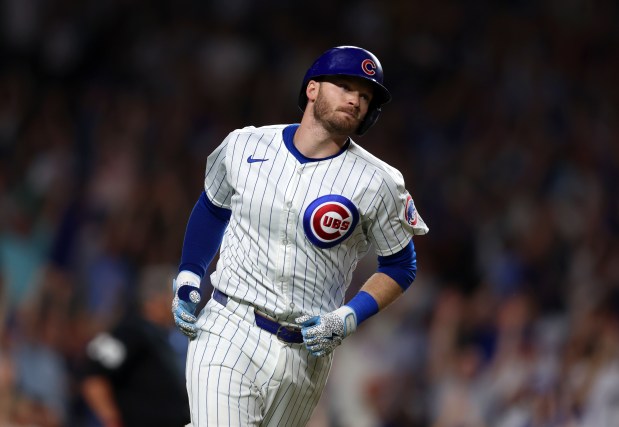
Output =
[
  {"x1": 376, "y1": 239, "x2": 417, "y2": 291},
  {"x1": 178, "y1": 191, "x2": 231, "y2": 278}
]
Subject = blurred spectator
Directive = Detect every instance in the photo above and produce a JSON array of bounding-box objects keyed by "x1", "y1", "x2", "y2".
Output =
[
  {"x1": 563, "y1": 292, "x2": 619, "y2": 426},
  {"x1": 1, "y1": 283, "x2": 70, "y2": 426},
  {"x1": 80, "y1": 264, "x2": 189, "y2": 427}
]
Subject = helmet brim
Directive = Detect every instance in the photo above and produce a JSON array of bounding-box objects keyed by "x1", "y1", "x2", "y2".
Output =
[{"x1": 298, "y1": 74, "x2": 392, "y2": 111}]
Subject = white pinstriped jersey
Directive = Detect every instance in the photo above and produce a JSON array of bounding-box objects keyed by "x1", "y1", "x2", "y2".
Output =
[{"x1": 204, "y1": 124, "x2": 428, "y2": 322}]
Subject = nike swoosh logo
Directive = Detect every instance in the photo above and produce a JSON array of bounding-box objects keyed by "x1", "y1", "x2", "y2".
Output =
[{"x1": 247, "y1": 155, "x2": 269, "y2": 163}]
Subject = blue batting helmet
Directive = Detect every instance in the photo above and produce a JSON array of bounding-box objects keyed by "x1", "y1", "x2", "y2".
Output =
[{"x1": 298, "y1": 46, "x2": 392, "y2": 135}]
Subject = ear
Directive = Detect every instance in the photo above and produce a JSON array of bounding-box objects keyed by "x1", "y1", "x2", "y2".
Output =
[{"x1": 306, "y1": 80, "x2": 319, "y2": 104}]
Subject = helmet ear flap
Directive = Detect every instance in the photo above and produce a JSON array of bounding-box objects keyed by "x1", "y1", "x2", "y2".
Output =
[{"x1": 356, "y1": 106, "x2": 382, "y2": 136}]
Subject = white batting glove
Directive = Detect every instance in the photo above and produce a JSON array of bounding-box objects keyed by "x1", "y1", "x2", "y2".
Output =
[
  {"x1": 172, "y1": 271, "x2": 202, "y2": 340},
  {"x1": 296, "y1": 306, "x2": 357, "y2": 357}
]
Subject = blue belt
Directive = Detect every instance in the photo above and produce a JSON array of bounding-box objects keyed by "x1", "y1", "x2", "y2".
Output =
[{"x1": 212, "y1": 289, "x2": 304, "y2": 344}]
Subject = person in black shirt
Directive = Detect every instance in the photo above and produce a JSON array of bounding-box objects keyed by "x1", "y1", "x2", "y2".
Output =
[{"x1": 81, "y1": 265, "x2": 190, "y2": 427}]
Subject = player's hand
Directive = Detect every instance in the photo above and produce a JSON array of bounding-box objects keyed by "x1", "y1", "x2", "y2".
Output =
[
  {"x1": 295, "y1": 306, "x2": 357, "y2": 357},
  {"x1": 172, "y1": 272, "x2": 202, "y2": 340}
]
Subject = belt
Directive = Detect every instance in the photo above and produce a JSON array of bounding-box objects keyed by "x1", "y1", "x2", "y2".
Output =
[{"x1": 212, "y1": 289, "x2": 303, "y2": 344}]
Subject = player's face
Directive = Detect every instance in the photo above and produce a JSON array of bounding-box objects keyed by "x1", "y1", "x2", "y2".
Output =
[{"x1": 312, "y1": 77, "x2": 374, "y2": 136}]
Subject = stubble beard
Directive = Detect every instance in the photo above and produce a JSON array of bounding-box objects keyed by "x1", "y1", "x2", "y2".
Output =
[{"x1": 312, "y1": 92, "x2": 360, "y2": 136}]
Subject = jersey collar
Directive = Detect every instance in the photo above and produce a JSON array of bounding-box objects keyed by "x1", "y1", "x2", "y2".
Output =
[{"x1": 282, "y1": 124, "x2": 350, "y2": 164}]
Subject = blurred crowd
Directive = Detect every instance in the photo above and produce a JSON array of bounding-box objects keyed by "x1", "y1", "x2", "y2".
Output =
[{"x1": 1, "y1": 0, "x2": 618, "y2": 426}]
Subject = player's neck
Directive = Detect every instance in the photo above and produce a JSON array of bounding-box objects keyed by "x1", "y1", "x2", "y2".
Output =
[{"x1": 294, "y1": 121, "x2": 348, "y2": 159}]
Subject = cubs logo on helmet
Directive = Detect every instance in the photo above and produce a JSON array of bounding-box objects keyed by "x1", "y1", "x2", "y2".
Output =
[
  {"x1": 404, "y1": 195, "x2": 418, "y2": 227},
  {"x1": 303, "y1": 195, "x2": 360, "y2": 249},
  {"x1": 361, "y1": 59, "x2": 377, "y2": 76}
]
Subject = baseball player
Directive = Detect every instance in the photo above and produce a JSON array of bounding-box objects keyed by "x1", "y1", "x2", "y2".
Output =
[{"x1": 172, "y1": 45, "x2": 429, "y2": 426}]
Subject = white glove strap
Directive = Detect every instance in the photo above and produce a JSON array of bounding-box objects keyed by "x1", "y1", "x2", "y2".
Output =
[
  {"x1": 176, "y1": 270, "x2": 201, "y2": 288},
  {"x1": 333, "y1": 305, "x2": 357, "y2": 337}
]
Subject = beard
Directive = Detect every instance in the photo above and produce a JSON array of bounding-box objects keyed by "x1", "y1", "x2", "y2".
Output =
[{"x1": 312, "y1": 91, "x2": 361, "y2": 136}]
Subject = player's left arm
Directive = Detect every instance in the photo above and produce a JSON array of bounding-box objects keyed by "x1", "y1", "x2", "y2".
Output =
[
  {"x1": 297, "y1": 239, "x2": 416, "y2": 357},
  {"x1": 298, "y1": 165, "x2": 426, "y2": 357},
  {"x1": 357, "y1": 237, "x2": 417, "y2": 309}
]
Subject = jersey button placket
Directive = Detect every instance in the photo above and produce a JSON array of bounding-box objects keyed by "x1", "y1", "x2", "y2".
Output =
[
  {"x1": 280, "y1": 207, "x2": 296, "y2": 296},
  {"x1": 277, "y1": 166, "x2": 301, "y2": 306}
]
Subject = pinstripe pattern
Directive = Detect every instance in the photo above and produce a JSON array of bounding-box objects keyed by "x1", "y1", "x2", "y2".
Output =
[
  {"x1": 187, "y1": 298, "x2": 331, "y2": 427},
  {"x1": 187, "y1": 124, "x2": 428, "y2": 426},
  {"x1": 205, "y1": 125, "x2": 427, "y2": 322}
]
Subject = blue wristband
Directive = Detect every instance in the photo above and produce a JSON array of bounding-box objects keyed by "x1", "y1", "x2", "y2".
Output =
[{"x1": 345, "y1": 291, "x2": 379, "y2": 326}]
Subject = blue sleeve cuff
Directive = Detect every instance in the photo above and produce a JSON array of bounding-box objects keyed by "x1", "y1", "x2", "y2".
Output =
[
  {"x1": 179, "y1": 192, "x2": 231, "y2": 278},
  {"x1": 345, "y1": 291, "x2": 379, "y2": 326},
  {"x1": 376, "y1": 239, "x2": 417, "y2": 291}
]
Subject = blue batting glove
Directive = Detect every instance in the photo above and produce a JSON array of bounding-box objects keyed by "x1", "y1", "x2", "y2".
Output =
[
  {"x1": 296, "y1": 306, "x2": 357, "y2": 357},
  {"x1": 172, "y1": 271, "x2": 202, "y2": 340}
]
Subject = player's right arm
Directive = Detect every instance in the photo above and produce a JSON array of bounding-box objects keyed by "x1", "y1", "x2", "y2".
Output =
[
  {"x1": 172, "y1": 136, "x2": 234, "y2": 339},
  {"x1": 172, "y1": 192, "x2": 231, "y2": 338}
]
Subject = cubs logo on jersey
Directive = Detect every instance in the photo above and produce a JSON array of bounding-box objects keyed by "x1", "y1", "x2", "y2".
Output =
[
  {"x1": 404, "y1": 195, "x2": 418, "y2": 227},
  {"x1": 303, "y1": 195, "x2": 360, "y2": 249}
]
